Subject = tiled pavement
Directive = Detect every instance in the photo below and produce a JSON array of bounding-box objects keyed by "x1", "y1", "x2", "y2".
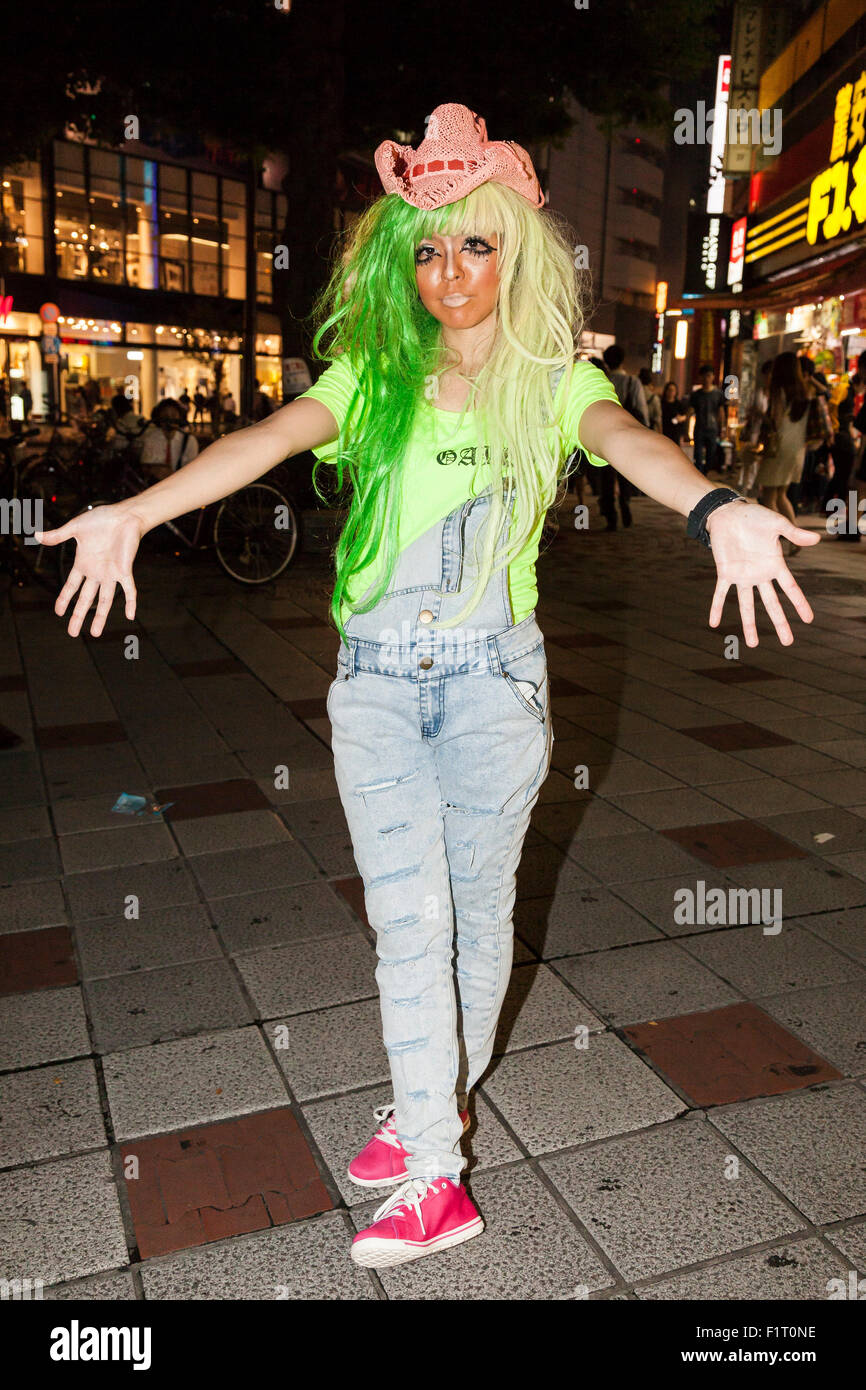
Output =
[{"x1": 2, "y1": 493, "x2": 866, "y2": 1302}]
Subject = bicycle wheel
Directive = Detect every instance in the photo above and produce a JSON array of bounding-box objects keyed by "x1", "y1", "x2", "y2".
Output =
[{"x1": 213, "y1": 483, "x2": 300, "y2": 585}]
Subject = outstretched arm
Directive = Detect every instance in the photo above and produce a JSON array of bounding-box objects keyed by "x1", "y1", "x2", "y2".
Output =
[{"x1": 578, "y1": 401, "x2": 819, "y2": 647}]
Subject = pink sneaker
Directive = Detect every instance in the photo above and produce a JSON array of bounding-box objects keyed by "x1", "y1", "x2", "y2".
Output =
[
  {"x1": 348, "y1": 1103, "x2": 471, "y2": 1188},
  {"x1": 350, "y1": 1176, "x2": 484, "y2": 1267}
]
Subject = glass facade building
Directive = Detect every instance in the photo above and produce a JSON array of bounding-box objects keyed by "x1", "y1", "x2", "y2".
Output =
[{"x1": 0, "y1": 138, "x2": 288, "y2": 422}]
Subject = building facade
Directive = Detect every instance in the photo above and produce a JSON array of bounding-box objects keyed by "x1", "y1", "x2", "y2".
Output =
[{"x1": 0, "y1": 136, "x2": 289, "y2": 422}]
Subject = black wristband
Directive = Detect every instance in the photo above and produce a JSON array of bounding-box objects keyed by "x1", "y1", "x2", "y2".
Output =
[{"x1": 686, "y1": 488, "x2": 746, "y2": 548}]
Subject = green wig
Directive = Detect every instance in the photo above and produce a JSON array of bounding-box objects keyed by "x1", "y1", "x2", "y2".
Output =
[{"x1": 309, "y1": 181, "x2": 589, "y2": 642}]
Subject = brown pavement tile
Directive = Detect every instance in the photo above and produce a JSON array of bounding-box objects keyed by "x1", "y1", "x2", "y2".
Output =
[
  {"x1": 684, "y1": 723, "x2": 794, "y2": 752},
  {"x1": 548, "y1": 632, "x2": 623, "y2": 650},
  {"x1": 662, "y1": 819, "x2": 808, "y2": 868},
  {"x1": 333, "y1": 875, "x2": 371, "y2": 930},
  {"x1": 623, "y1": 1002, "x2": 843, "y2": 1106},
  {"x1": 153, "y1": 777, "x2": 272, "y2": 820},
  {"x1": 120, "y1": 1107, "x2": 333, "y2": 1259},
  {"x1": 264, "y1": 615, "x2": 329, "y2": 630},
  {"x1": 288, "y1": 697, "x2": 329, "y2": 721},
  {"x1": 0, "y1": 925, "x2": 77, "y2": 994},
  {"x1": 0, "y1": 675, "x2": 27, "y2": 693}
]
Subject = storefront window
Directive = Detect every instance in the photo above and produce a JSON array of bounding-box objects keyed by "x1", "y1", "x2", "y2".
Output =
[
  {"x1": 54, "y1": 141, "x2": 89, "y2": 281},
  {"x1": 0, "y1": 162, "x2": 45, "y2": 275},
  {"x1": 190, "y1": 172, "x2": 219, "y2": 296},
  {"x1": 222, "y1": 179, "x2": 246, "y2": 299},
  {"x1": 255, "y1": 188, "x2": 273, "y2": 303},
  {"x1": 87, "y1": 149, "x2": 124, "y2": 284},
  {"x1": 159, "y1": 163, "x2": 190, "y2": 292}
]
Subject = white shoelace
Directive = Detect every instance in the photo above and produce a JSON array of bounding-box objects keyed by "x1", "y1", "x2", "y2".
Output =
[
  {"x1": 372, "y1": 1102, "x2": 402, "y2": 1150},
  {"x1": 371, "y1": 1177, "x2": 440, "y2": 1235}
]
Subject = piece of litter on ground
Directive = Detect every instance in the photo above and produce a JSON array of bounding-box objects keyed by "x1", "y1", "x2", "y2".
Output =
[
  {"x1": 813, "y1": 832, "x2": 835, "y2": 844},
  {"x1": 111, "y1": 793, "x2": 148, "y2": 815},
  {"x1": 110, "y1": 793, "x2": 174, "y2": 819}
]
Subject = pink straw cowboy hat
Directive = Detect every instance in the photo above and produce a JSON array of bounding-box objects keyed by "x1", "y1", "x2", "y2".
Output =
[{"x1": 374, "y1": 103, "x2": 545, "y2": 211}]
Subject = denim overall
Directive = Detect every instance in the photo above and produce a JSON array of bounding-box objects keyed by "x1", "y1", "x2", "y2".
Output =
[{"x1": 326, "y1": 473, "x2": 555, "y2": 1182}]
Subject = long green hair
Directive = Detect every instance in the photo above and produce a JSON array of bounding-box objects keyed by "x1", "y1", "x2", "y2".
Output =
[{"x1": 309, "y1": 181, "x2": 588, "y2": 641}]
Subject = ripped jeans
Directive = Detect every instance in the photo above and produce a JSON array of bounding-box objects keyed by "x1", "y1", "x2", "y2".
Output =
[{"x1": 327, "y1": 612, "x2": 554, "y2": 1181}]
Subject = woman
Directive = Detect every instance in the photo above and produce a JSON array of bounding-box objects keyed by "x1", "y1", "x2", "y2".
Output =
[
  {"x1": 660, "y1": 381, "x2": 687, "y2": 447},
  {"x1": 137, "y1": 398, "x2": 199, "y2": 481},
  {"x1": 757, "y1": 352, "x2": 831, "y2": 540},
  {"x1": 35, "y1": 104, "x2": 818, "y2": 1272}
]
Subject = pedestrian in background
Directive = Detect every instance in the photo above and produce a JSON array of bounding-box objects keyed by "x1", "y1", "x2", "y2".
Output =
[
  {"x1": 660, "y1": 381, "x2": 688, "y2": 448},
  {"x1": 757, "y1": 351, "x2": 831, "y2": 551},
  {"x1": 600, "y1": 344, "x2": 647, "y2": 529},
  {"x1": 638, "y1": 368, "x2": 662, "y2": 432},
  {"x1": 688, "y1": 364, "x2": 726, "y2": 476}
]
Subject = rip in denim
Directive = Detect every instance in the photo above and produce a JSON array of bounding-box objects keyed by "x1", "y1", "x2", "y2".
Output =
[{"x1": 385, "y1": 1036, "x2": 429, "y2": 1056}]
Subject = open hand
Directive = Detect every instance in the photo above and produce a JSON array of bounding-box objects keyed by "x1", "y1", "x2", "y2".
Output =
[
  {"x1": 33, "y1": 503, "x2": 144, "y2": 638},
  {"x1": 705, "y1": 500, "x2": 819, "y2": 647}
]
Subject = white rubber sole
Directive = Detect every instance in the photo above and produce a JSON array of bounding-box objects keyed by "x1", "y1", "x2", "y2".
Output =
[{"x1": 350, "y1": 1216, "x2": 484, "y2": 1268}]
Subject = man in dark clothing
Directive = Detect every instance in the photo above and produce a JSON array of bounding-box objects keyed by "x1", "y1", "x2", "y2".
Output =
[
  {"x1": 688, "y1": 364, "x2": 726, "y2": 475},
  {"x1": 599, "y1": 345, "x2": 647, "y2": 530},
  {"x1": 828, "y1": 349, "x2": 866, "y2": 541}
]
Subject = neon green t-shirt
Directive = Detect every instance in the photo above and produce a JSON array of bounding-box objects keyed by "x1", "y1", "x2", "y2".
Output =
[{"x1": 299, "y1": 356, "x2": 620, "y2": 624}]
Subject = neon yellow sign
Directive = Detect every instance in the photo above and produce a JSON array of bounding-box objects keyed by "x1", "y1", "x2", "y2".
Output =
[{"x1": 807, "y1": 70, "x2": 866, "y2": 245}]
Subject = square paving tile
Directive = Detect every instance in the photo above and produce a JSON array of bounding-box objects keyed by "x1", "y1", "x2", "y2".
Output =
[
  {"x1": 64, "y1": 859, "x2": 200, "y2": 922},
  {"x1": 0, "y1": 803, "x2": 51, "y2": 842},
  {"x1": 493, "y1": 963, "x2": 604, "y2": 1054},
  {"x1": 103, "y1": 1026, "x2": 290, "y2": 1141},
  {"x1": 557, "y1": 939, "x2": 741, "y2": 1027},
  {"x1": 0, "y1": 985, "x2": 90, "y2": 1069},
  {"x1": 623, "y1": 1002, "x2": 843, "y2": 1105},
  {"x1": 44, "y1": 1271, "x2": 138, "y2": 1300},
  {"x1": 694, "y1": 666, "x2": 781, "y2": 684},
  {"x1": 757, "y1": 981, "x2": 866, "y2": 1077},
  {"x1": 637, "y1": 1236, "x2": 852, "y2": 1301},
  {"x1": 711, "y1": 1083, "x2": 866, "y2": 1224},
  {"x1": 0, "y1": 1059, "x2": 106, "y2": 1165},
  {"x1": 139, "y1": 1214, "x2": 374, "y2": 1299},
  {"x1": 75, "y1": 903, "x2": 219, "y2": 978},
  {"x1": 268, "y1": 998, "x2": 388, "y2": 1101},
  {"x1": 684, "y1": 924, "x2": 865, "y2": 997},
  {"x1": 171, "y1": 658, "x2": 246, "y2": 677},
  {"x1": 724, "y1": 858, "x2": 866, "y2": 916},
  {"x1": 683, "y1": 723, "x2": 793, "y2": 752},
  {"x1": 540, "y1": 1120, "x2": 804, "y2": 1284},
  {"x1": 233, "y1": 934, "x2": 376, "y2": 1018},
  {"x1": 796, "y1": 908, "x2": 866, "y2": 965},
  {"x1": 481, "y1": 1035, "x2": 686, "y2": 1153},
  {"x1": 0, "y1": 925, "x2": 77, "y2": 994},
  {"x1": 0, "y1": 1150, "x2": 129, "y2": 1286},
  {"x1": 349, "y1": 1165, "x2": 614, "y2": 1299},
  {"x1": 170, "y1": 809, "x2": 291, "y2": 857},
  {"x1": 58, "y1": 822, "x2": 178, "y2": 874},
  {"x1": 0, "y1": 836, "x2": 61, "y2": 884},
  {"x1": 35, "y1": 721, "x2": 127, "y2": 750},
  {"x1": 189, "y1": 841, "x2": 321, "y2": 899},
  {"x1": 120, "y1": 1108, "x2": 333, "y2": 1259},
  {"x1": 86, "y1": 958, "x2": 254, "y2": 1053},
  {"x1": 515, "y1": 886, "x2": 663, "y2": 958},
  {"x1": 211, "y1": 882, "x2": 358, "y2": 953},
  {"x1": 662, "y1": 819, "x2": 808, "y2": 868},
  {"x1": 604, "y1": 788, "x2": 733, "y2": 831},
  {"x1": 563, "y1": 831, "x2": 706, "y2": 884},
  {"x1": 152, "y1": 778, "x2": 272, "y2": 820},
  {"x1": 549, "y1": 632, "x2": 622, "y2": 650},
  {"x1": 0, "y1": 880, "x2": 67, "y2": 934}
]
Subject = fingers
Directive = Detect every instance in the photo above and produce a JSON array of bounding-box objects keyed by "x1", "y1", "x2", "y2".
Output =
[
  {"x1": 775, "y1": 565, "x2": 814, "y2": 625},
  {"x1": 67, "y1": 578, "x2": 100, "y2": 638},
  {"x1": 54, "y1": 567, "x2": 84, "y2": 618},
  {"x1": 737, "y1": 584, "x2": 758, "y2": 647},
  {"x1": 779, "y1": 521, "x2": 821, "y2": 546},
  {"x1": 88, "y1": 579, "x2": 117, "y2": 638},
  {"x1": 708, "y1": 577, "x2": 729, "y2": 628},
  {"x1": 118, "y1": 572, "x2": 137, "y2": 622},
  {"x1": 32, "y1": 522, "x2": 71, "y2": 546},
  {"x1": 758, "y1": 580, "x2": 793, "y2": 645}
]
